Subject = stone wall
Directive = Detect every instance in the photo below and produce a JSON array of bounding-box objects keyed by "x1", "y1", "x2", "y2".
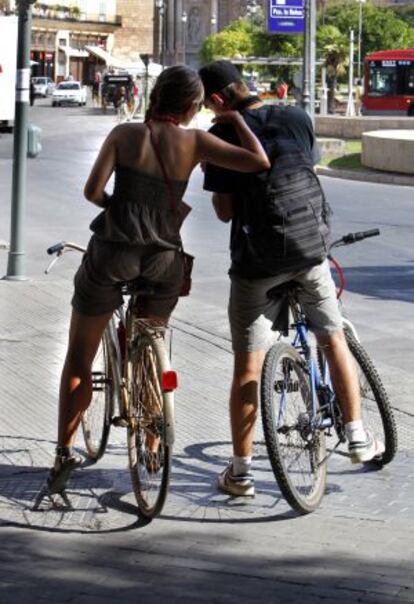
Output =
[
  {"x1": 113, "y1": 0, "x2": 154, "y2": 61},
  {"x1": 362, "y1": 130, "x2": 414, "y2": 175},
  {"x1": 316, "y1": 115, "x2": 414, "y2": 139}
]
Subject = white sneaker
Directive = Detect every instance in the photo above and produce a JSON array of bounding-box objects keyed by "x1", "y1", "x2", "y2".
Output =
[
  {"x1": 348, "y1": 429, "x2": 385, "y2": 464},
  {"x1": 217, "y1": 463, "x2": 255, "y2": 497}
]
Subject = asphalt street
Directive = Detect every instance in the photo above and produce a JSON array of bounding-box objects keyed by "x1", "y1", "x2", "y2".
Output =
[{"x1": 0, "y1": 100, "x2": 413, "y2": 603}]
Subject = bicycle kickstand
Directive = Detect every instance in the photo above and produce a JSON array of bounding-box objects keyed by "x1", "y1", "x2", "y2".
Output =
[
  {"x1": 32, "y1": 485, "x2": 72, "y2": 511},
  {"x1": 317, "y1": 438, "x2": 344, "y2": 468}
]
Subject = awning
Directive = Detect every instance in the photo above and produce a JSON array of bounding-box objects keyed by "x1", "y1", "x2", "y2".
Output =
[
  {"x1": 58, "y1": 46, "x2": 89, "y2": 59},
  {"x1": 85, "y1": 45, "x2": 151, "y2": 75}
]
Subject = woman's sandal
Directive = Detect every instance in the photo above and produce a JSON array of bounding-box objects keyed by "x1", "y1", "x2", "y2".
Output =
[{"x1": 47, "y1": 453, "x2": 82, "y2": 494}]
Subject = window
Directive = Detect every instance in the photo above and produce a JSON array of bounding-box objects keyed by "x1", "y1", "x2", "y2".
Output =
[
  {"x1": 99, "y1": 1, "x2": 106, "y2": 21},
  {"x1": 368, "y1": 63, "x2": 397, "y2": 96}
]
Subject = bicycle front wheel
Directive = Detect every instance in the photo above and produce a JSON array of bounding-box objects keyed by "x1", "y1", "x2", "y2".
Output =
[
  {"x1": 127, "y1": 333, "x2": 172, "y2": 518},
  {"x1": 81, "y1": 325, "x2": 115, "y2": 461},
  {"x1": 261, "y1": 343, "x2": 327, "y2": 514},
  {"x1": 345, "y1": 331, "x2": 398, "y2": 465}
]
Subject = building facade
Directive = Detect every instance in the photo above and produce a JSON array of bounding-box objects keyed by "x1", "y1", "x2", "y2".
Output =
[
  {"x1": 28, "y1": 0, "x2": 121, "y2": 82},
  {"x1": 4, "y1": 0, "x2": 155, "y2": 83},
  {"x1": 156, "y1": 0, "x2": 265, "y2": 68}
]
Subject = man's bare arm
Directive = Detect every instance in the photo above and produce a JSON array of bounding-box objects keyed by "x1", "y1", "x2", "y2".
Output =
[{"x1": 212, "y1": 193, "x2": 234, "y2": 223}]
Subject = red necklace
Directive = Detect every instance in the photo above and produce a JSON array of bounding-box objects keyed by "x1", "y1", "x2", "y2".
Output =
[{"x1": 151, "y1": 115, "x2": 180, "y2": 126}]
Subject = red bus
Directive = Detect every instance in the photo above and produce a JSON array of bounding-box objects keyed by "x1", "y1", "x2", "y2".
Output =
[{"x1": 362, "y1": 48, "x2": 414, "y2": 116}]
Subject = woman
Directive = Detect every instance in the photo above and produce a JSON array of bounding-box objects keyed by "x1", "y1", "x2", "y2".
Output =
[{"x1": 47, "y1": 65, "x2": 270, "y2": 493}]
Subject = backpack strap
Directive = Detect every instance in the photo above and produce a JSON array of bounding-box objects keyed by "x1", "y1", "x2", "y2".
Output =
[{"x1": 146, "y1": 120, "x2": 177, "y2": 214}]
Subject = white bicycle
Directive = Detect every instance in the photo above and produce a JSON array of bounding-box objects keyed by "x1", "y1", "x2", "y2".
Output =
[{"x1": 45, "y1": 241, "x2": 178, "y2": 519}]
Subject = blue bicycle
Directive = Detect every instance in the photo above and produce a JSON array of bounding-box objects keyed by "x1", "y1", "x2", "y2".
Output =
[{"x1": 260, "y1": 229, "x2": 398, "y2": 514}]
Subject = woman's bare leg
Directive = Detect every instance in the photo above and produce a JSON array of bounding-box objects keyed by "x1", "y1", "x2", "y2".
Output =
[{"x1": 57, "y1": 309, "x2": 113, "y2": 448}]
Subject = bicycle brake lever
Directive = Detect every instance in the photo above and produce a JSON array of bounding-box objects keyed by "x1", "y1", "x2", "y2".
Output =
[{"x1": 44, "y1": 253, "x2": 61, "y2": 275}]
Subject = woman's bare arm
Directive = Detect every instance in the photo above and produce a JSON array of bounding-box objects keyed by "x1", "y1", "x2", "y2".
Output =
[
  {"x1": 84, "y1": 127, "x2": 118, "y2": 206},
  {"x1": 195, "y1": 112, "x2": 270, "y2": 173}
]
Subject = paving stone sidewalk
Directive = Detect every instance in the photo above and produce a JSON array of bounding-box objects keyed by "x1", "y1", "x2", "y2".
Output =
[{"x1": 0, "y1": 275, "x2": 413, "y2": 603}]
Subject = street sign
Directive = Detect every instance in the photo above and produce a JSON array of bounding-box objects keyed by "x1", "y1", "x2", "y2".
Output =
[{"x1": 267, "y1": 0, "x2": 305, "y2": 35}]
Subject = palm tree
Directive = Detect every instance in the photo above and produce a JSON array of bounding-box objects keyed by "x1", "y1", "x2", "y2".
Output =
[{"x1": 317, "y1": 25, "x2": 349, "y2": 113}]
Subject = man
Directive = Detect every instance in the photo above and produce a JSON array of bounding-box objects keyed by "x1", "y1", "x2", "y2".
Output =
[{"x1": 199, "y1": 60, "x2": 384, "y2": 498}]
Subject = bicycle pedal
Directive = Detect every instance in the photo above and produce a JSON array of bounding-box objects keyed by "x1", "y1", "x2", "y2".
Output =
[{"x1": 111, "y1": 416, "x2": 129, "y2": 428}]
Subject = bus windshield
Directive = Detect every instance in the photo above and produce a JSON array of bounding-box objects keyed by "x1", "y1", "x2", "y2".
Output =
[
  {"x1": 368, "y1": 63, "x2": 397, "y2": 96},
  {"x1": 367, "y1": 59, "x2": 414, "y2": 97}
]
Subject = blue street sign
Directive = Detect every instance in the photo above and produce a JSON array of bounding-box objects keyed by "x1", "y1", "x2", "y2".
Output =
[{"x1": 267, "y1": 0, "x2": 305, "y2": 34}]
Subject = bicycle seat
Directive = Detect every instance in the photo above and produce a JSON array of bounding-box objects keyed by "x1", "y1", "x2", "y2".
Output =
[
  {"x1": 267, "y1": 283, "x2": 299, "y2": 335},
  {"x1": 119, "y1": 277, "x2": 157, "y2": 296}
]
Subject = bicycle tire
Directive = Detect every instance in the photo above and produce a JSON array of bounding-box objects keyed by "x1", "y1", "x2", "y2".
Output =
[
  {"x1": 81, "y1": 325, "x2": 115, "y2": 461},
  {"x1": 345, "y1": 331, "x2": 398, "y2": 466},
  {"x1": 127, "y1": 332, "x2": 172, "y2": 519},
  {"x1": 261, "y1": 342, "x2": 327, "y2": 514}
]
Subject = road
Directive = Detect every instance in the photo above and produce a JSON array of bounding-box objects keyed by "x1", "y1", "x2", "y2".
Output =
[{"x1": 0, "y1": 100, "x2": 413, "y2": 603}]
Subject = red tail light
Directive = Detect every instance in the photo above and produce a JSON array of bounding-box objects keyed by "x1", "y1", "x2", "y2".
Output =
[{"x1": 161, "y1": 370, "x2": 178, "y2": 391}]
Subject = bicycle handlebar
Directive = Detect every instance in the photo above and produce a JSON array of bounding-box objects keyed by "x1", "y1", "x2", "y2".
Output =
[
  {"x1": 330, "y1": 228, "x2": 380, "y2": 250},
  {"x1": 47, "y1": 241, "x2": 86, "y2": 255},
  {"x1": 45, "y1": 241, "x2": 86, "y2": 274}
]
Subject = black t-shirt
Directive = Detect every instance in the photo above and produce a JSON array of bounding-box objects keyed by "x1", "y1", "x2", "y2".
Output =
[{"x1": 203, "y1": 103, "x2": 320, "y2": 278}]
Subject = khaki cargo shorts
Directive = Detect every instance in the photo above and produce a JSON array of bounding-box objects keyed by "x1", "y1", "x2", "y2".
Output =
[
  {"x1": 229, "y1": 260, "x2": 343, "y2": 352},
  {"x1": 72, "y1": 236, "x2": 183, "y2": 318}
]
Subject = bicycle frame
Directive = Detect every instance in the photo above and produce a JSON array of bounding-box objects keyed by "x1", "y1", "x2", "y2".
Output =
[
  {"x1": 45, "y1": 241, "x2": 177, "y2": 445},
  {"x1": 288, "y1": 295, "x2": 339, "y2": 437}
]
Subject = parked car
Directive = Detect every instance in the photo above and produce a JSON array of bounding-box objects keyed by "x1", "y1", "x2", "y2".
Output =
[
  {"x1": 52, "y1": 81, "x2": 87, "y2": 106},
  {"x1": 32, "y1": 76, "x2": 55, "y2": 97}
]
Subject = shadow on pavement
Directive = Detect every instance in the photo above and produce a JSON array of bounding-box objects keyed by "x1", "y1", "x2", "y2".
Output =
[
  {"x1": 0, "y1": 527, "x2": 411, "y2": 603},
  {"x1": 335, "y1": 264, "x2": 414, "y2": 303}
]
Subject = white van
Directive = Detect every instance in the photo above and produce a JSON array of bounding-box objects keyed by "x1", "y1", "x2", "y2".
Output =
[{"x1": 0, "y1": 15, "x2": 18, "y2": 131}]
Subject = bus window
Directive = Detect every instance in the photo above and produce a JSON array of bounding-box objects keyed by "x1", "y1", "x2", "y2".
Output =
[{"x1": 368, "y1": 64, "x2": 397, "y2": 96}]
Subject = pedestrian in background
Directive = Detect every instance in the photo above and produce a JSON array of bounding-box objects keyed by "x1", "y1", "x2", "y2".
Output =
[
  {"x1": 277, "y1": 79, "x2": 288, "y2": 104},
  {"x1": 355, "y1": 79, "x2": 363, "y2": 116},
  {"x1": 29, "y1": 78, "x2": 35, "y2": 107}
]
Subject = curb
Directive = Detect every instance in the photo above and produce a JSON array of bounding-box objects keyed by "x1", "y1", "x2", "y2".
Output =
[{"x1": 316, "y1": 165, "x2": 414, "y2": 187}]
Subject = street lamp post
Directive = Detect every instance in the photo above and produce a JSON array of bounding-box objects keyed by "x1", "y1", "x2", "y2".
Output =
[
  {"x1": 154, "y1": 0, "x2": 165, "y2": 67},
  {"x1": 181, "y1": 10, "x2": 187, "y2": 65},
  {"x1": 140, "y1": 53, "x2": 151, "y2": 116},
  {"x1": 357, "y1": 0, "x2": 366, "y2": 81},
  {"x1": 211, "y1": 0, "x2": 218, "y2": 34},
  {"x1": 5, "y1": 0, "x2": 36, "y2": 281},
  {"x1": 210, "y1": 13, "x2": 217, "y2": 34},
  {"x1": 302, "y1": 0, "x2": 316, "y2": 120}
]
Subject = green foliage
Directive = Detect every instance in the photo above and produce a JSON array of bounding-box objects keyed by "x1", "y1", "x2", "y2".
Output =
[
  {"x1": 320, "y1": 2, "x2": 414, "y2": 57},
  {"x1": 200, "y1": 18, "x2": 302, "y2": 65},
  {"x1": 317, "y1": 24, "x2": 348, "y2": 76},
  {"x1": 200, "y1": 19, "x2": 255, "y2": 63},
  {"x1": 393, "y1": 6, "x2": 414, "y2": 29}
]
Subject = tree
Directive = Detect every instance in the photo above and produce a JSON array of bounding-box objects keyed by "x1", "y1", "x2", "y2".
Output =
[
  {"x1": 200, "y1": 19, "x2": 255, "y2": 64},
  {"x1": 200, "y1": 18, "x2": 302, "y2": 85},
  {"x1": 321, "y1": 2, "x2": 414, "y2": 58},
  {"x1": 317, "y1": 25, "x2": 349, "y2": 113}
]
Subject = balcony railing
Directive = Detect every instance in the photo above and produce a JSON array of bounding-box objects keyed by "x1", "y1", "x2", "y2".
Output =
[{"x1": 32, "y1": 7, "x2": 122, "y2": 26}]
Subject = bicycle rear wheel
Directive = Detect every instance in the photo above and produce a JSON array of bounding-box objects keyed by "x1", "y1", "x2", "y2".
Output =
[
  {"x1": 81, "y1": 325, "x2": 115, "y2": 461},
  {"x1": 261, "y1": 343, "x2": 327, "y2": 514},
  {"x1": 127, "y1": 332, "x2": 172, "y2": 518},
  {"x1": 345, "y1": 331, "x2": 398, "y2": 465}
]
